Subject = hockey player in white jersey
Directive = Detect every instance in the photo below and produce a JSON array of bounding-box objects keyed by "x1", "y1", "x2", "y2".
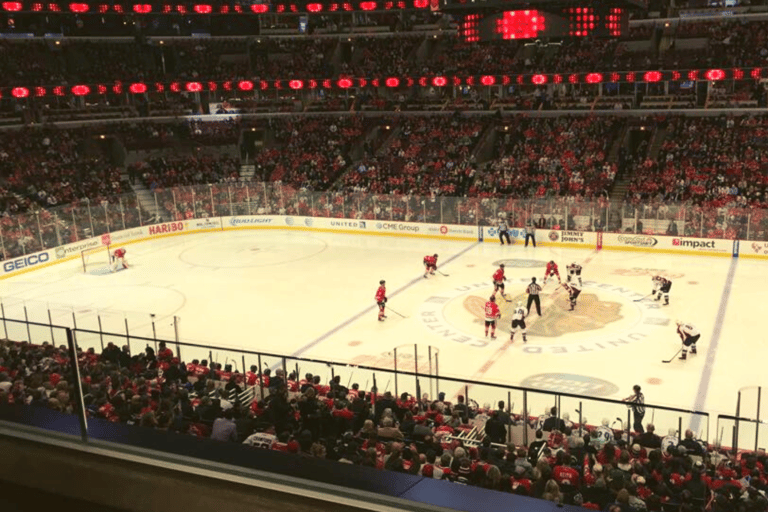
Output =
[
  {"x1": 510, "y1": 301, "x2": 528, "y2": 343},
  {"x1": 561, "y1": 412, "x2": 574, "y2": 431},
  {"x1": 661, "y1": 428, "x2": 679, "y2": 454},
  {"x1": 593, "y1": 419, "x2": 614, "y2": 449},
  {"x1": 531, "y1": 406, "x2": 549, "y2": 431},
  {"x1": 563, "y1": 282, "x2": 582, "y2": 311},
  {"x1": 652, "y1": 276, "x2": 672, "y2": 305},
  {"x1": 566, "y1": 263, "x2": 582, "y2": 287},
  {"x1": 676, "y1": 321, "x2": 701, "y2": 360}
]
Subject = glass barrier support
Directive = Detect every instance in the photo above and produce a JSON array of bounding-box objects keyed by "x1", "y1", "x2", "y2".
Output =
[{"x1": 67, "y1": 327, "x2": 89, "y2": 443}]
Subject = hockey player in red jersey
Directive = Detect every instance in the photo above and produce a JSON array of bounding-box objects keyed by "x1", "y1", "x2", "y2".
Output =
[
  {"x1": 543, "y1": 260, "x2": 561, "y2": 285},
  {"x1": 484, "y1": 296, "x2": 501, "y2": 338},
  {"x1": 492, "y1": 264, "x2": 507, "y2": 299},
  {"x1": 375, "y1": 280, "x2": 387, "y2": 321},
  {"x1": 111, "y1": 247, "x2": 128, "y2": 271},
  {"x1": 423, "y1": 254, "x2": 438, "y2": 278}
]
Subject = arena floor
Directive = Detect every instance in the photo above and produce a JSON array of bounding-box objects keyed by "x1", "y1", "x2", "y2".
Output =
[{"x1": 2, "y1": 229, "x2": 763, "y2": 448}]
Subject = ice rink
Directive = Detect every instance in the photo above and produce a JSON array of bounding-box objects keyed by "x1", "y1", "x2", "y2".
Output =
[{"x1": 1, "y1": 228, "x2": 763, "y2": 445}]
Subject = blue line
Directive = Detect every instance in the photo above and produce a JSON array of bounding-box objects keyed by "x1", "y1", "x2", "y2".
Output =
[
  {"x1": 689, "y1": 256, "x2": 738, "y2": 435},
  {"x1": 290, "y1": 241, "x2": 480, "y2": 358}
]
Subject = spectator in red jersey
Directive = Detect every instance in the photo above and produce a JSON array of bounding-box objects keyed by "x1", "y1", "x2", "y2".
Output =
[{"x1": 552, "y1": 451, "x2": 580, "y2": 488}]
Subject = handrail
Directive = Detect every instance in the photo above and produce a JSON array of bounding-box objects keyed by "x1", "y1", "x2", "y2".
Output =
[{"x1": 0, "y1": 314, "x2": 710, "y2": 423}]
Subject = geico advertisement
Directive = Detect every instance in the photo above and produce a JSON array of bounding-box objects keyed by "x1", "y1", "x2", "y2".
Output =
[{"x1": 3, "y1": 251, "x2": 51, "y2": 273}]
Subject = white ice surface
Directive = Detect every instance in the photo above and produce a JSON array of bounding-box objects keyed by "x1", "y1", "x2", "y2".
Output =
[{"x1": 2, "y1": 229, "x2": 762, "y2": 445}]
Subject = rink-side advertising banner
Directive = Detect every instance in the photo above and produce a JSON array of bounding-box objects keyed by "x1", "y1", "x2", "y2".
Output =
[
  {"x1": 219, "y1": 216, "x2": 478, "y2": 241},
  {"x1": 481, "y1": 227, "x2": 597, "y2": 248},
  {"x1": 4, "y1": 217, "x2": 762, "y2": 279},
  {"x1": 2, "y1": 249, "x2": 54, "y2": 276},
  {"x1": 740, "y1": 240, "x2": 768, "y2": 260},
  {"x1": 601, "y1": 233, "x2": 735, "y2": 257}
]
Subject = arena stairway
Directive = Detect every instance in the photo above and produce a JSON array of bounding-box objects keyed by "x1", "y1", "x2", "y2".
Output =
[{"x1": 129, "y1": 180, "x2": 164, "y2": 223}]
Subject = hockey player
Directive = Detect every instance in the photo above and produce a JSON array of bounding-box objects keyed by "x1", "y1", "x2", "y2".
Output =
[
  {"x1": 531, "y1": 407, "x2": 549, "y2": 431},
  {"x1": 543, "y1": 260, "x2": 561, "y2": 285},
  {"x1": 652, "y1": 275, "x2": 672, "y2": 305},
  {"x1": 661, "y1": 428, "x2": 679, "y2": 455},
  {"x1": 593, "y1": 419, "x2": 614, "y2": 449},
  {"x1": 423, "y1": 254, "x2": 438, "y2": 278},
  {"x1": 510, "y1": 301, "x2": 528, "y2": 343},
  {"x1": 566, "y1": 262, "x2": 582, "y2": 286},
  {"x1": 484, "y1": 295, "x2": 501, "y2": 339},
  {"x1": 676, "y1": 320, "x2": 700, "y2": 360},
  {"x1": 375, "y1": 280, "x2": 387, "y2": 321},
  {"x1": 563, "y1": 282, "x2": 582, "y2": 311},
  {"x1": 492, "y1": 264, "x2": 507, "y2": 299},
  {"x1": 111, "y1": 247, "x2": 128, "y2": 271}
]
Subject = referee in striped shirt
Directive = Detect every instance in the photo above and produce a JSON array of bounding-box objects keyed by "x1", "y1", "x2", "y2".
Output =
[
  {"x1": 526, "y1": 277, "x2": 542, "y2": 316},
  {"x1": 623, "y1": 385, "x2": 645, "y2": 433}
]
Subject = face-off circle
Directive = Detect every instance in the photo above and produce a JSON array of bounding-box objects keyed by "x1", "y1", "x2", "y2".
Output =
[{"x1": 418, "y1": 279, "x2": 671, "y2": 354}]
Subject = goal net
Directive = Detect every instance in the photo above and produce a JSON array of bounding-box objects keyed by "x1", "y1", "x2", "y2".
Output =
[{"x1": 81, "y1": 245, "x2": 110, "y2": 273}]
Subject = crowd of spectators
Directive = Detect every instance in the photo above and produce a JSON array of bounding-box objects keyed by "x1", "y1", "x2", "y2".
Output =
[
  {"x1": 339, "y1": 115, "x2": 485, "y2": 197},
  {"x1": 132, "y1": 154, "x2": 241, "y2": 192},
  {"x1": 2, "y1": 336, "x2": 767, "y2": 512},
  {"x1": 342, "y1": 36, "x2": 424, "y2": 78},
  {"x1": 4, "y1": 113, "x2": 768, "y2": 241},
  {"x1": 251, "y1": 115, "x2": 366, "y2": 190},
  {"x1": 164, "y1": 40, "x2": 250, "y2": 81},
  {"x1": 250, "y1": 39, "x2": 336, "y2": 79},
  {"x1": 625, "y1": 115, "x2": 768, "y2": 239},
  {"x1": 470, "y1": 116, "x2": 620, "y2": 200},
  {"x1": 0, "y1": 127, "x2": 124, "y2": 215}
]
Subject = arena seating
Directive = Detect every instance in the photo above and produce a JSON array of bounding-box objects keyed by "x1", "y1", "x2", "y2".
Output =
[
  {"x1": 472, "y1": 116, "x2": 622, "y2": 199},
  {"x1": 0, "y1": 334, "x2": 762, "y2": 512},
  {"x1": 4, "y1": 11, "x2": 768, "y2": 511},
  {"x1": 339, "y1": 115, "x2": 486, "y2": 196}
]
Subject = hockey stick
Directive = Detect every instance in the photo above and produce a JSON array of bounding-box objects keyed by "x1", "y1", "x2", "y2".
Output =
[
  {"x1": 634, "y1": 293, "x2": 653, "y2": 302},
  {"x1": 388, "y1": 307, "x2": 408, "y2": 319},
  {"x1": 662, "y1": 347, "x2": 683, "y2": 363},
  {"x1": 437, "y1": 270, "x2": 450, "y2": 277}
]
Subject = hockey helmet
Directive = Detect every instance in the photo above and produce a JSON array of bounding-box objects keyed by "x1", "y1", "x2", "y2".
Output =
[{"x1": 380, "y1": 280, "x2": 385, "y2": 285}]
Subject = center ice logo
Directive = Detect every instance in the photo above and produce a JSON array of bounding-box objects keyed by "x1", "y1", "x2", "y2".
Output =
[
  {"x1": 418, "y1": 281, "x2": 670, "y2": 354},
  {"x1": 463, "y1": 292, "x2": 622, "y2": 338}
]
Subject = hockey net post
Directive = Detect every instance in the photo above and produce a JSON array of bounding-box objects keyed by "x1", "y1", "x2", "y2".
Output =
[{"x1": 81, "y1": 244, "x2": 110, "y2": 273}]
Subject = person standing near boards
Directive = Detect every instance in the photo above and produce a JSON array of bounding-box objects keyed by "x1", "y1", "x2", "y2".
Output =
[
  {"x1": 524, "y1": 222, "x2": 536, "y2": 247},
  {"x1": 498, "y1": 216, "x2": 511, "y2": 245},
  {"x1": 622, "y1": 385, "x2": 645, "y2": 433}
]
